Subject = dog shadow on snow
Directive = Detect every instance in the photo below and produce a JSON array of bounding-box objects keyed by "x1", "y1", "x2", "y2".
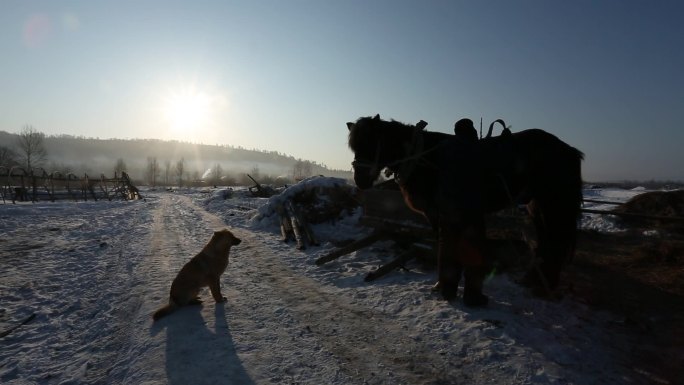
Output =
[{"x1": 151, "y1": 303, "x2": 254, "y2": 385}]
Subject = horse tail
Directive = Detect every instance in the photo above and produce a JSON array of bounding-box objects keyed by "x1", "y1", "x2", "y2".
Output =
[
  {"x1": 571, "y1": 146, "x2": 585, "y2": 214},
  {"x1": 566, "y1": 146, "x2": 585, "y2": 262}
]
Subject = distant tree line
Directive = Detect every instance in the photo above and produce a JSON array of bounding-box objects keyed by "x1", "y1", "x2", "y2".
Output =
[
  {"x1": 0, "y1": 126, "x2": 351, "y2": 187},
  {"x1": 0, "y1": 125, "x2": 48, "y2": 172}
]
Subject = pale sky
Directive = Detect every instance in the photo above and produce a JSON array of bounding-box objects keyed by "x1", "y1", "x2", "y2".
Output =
[{"x1": 1, "y1": 0, "x2": 683, "y2": 181}]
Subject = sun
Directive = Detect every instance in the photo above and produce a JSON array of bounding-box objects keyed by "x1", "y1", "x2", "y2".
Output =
[{"x1": 162, "y1": 87, "x2": 212, "y2": 133}]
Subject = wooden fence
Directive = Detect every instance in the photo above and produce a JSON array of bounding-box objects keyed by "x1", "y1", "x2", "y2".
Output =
[{"x1": 0, "y1": 166, "x2": 141, "y2": 204}]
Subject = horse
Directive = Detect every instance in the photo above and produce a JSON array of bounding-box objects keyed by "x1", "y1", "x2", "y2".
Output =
[{"x1": 347, "y1": 114, "x2": 584, "y2": 306}]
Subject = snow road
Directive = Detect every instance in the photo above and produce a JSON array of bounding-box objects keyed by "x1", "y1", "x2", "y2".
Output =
[{"x1": 0, "y1": 186, "x2": 670, "y2": 384}]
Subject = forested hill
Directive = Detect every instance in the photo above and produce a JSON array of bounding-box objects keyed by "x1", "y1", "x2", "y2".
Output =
[{"x1": 0, "y1": 131, "x2": 352, "y2": 184}]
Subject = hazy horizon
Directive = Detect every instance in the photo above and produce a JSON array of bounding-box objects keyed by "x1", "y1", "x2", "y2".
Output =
[
  {"x1": 0, "y1": 130, "x2": 354, "y2": 185},
  {"x1": 2, "y1": 1, "x2": 683, "y2": 181}
]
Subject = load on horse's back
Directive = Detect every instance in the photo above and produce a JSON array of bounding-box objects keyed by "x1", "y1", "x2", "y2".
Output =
[{"x1": 347, "y1": 114, "x2": 584, "y2": 306}]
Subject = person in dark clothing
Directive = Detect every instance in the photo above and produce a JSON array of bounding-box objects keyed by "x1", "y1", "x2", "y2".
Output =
[
  {"x1": 435, "y1": 126, "x2": 489, "y2": 305},
  {"x1": 454, "y1": 118, "x2": 478, "y2": 142}
]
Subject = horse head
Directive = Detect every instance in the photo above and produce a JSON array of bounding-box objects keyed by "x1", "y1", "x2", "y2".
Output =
[
  {"x1": 347, "y1": 115, "x2": 385, "y2": 189},
  {"x1": 347, "y1": 114, "x2": 425, "y2": 189}
]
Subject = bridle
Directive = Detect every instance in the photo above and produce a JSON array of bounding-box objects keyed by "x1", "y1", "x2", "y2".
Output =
[
  {"x1": 351, "y1": 120, "x2": 439, "y2": 185},
  {"x1": 351, "y1": 139, "x2": 383, "y2": 177}
]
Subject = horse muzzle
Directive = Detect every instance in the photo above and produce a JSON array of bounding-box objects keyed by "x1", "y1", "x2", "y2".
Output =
[
  {"x1": 353, "y1": 174, "x2": 375, "y2": 190},
  {"x1": 351, "y1": 161, "x2": 378, "y2": 190}
]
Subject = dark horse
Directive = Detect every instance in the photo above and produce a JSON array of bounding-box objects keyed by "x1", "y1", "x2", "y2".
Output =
[{"x1": 347, "y1": 114, "x2": 583, "y2": 306}]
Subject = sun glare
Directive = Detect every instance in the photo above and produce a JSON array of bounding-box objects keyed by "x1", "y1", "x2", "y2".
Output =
[{"x1": 162, "y1": 87, "x2": 212, "y2": 134}]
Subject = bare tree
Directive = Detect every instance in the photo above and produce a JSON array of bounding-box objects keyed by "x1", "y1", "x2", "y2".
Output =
[
  {"x1": 16, "y1": 125, "x2": 47, "y2": 171},
  {"x1": 292, "y1": 159, "x2": 312, "y2": 181},
  {"x1": 250, "y1": 164, "x2": 260, "y2": 179},
  {"x1": 0, "y1": 146, "x2": 18, "y2": 168},
  {"x1": 222, "y1": 172, "x2": 237, "y2": 186},
  {"x1": 114, "y1": 158, "x2": 127, "y2": 176},
  {"x1": 175, "y1": 157, "x2": 185, "y2": 187},
  {"x1": 48, "y1": 161, "x2": 72, "y2": 176},
  {"x1": 164, "y1": 160, "x2": 171, "y2": 186},
  {"x1": 302, "y1": 161, "x2": 312, "y2": 178},
  {"x1": 209, "y1": 163, "x2": 223, "y2": 186},
  {"x1": 146, "y1": 157, "x2": 160, "y2": 187},
  {"x1": 190, "y1": 170, "x2": 200, "y2": 186}
]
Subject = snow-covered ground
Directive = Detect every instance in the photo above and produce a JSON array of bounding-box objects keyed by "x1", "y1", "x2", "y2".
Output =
[
  {"x1": 580, "y1": 186, "x2": 646, "y2": 233},
  {"x1": 0, "y1": 180, "x2": 668, "y2": 384}
]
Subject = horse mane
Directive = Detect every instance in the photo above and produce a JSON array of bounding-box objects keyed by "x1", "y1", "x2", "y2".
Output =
[{"x1": 347, "y1": 115, "x2": 417, "y2": 154}]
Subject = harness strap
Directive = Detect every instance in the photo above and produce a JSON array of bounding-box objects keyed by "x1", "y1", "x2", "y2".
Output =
[
  {"x1": 485, "y1": 119, "x2": 511, "y2": 139},
  {"x1": 394, "y1": 127, "x2": 424, "y2": 183}
]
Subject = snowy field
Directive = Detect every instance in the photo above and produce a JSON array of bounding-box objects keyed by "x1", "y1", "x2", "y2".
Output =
[{"x1": 0, "y1": 179, "x2": 669, "y2": 384}]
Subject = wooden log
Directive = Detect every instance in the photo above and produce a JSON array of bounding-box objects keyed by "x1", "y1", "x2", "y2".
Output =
[
  {"x1": 282, "y1": 216, "x2": 292, "y2": 242},
  {"x1": 359, "y1": 216, "x2": 434, "y2": 239},
  {"x1": 315, "y1": 230, "x2": 386, "y2": 265},
  {"x1": 285, "y1": 201, "x2": 306, "y2": 250},
  {"x1": 288, "y1": 200, "x2": 319, "y2": 246},
  {"x1": 581, "y1": 208, "x2": 684, "y2": 222},
  {"x1": 582, "y1": 199, "x2": 623, "y2": 205},
  {"x1": 275, "y1": 204, "x2": 292, "y2": 242},
  {"x1": 247, "y1": 173, "x2": 262, "y2": 190},
  {"x1": 279, "y1": 213, "x2": 292, "y2": 242},
  {"x1": 303, "y1": 221, "x2": 319, "y2": 246},
  {"x1": 365, "y1": 248, "x2": 419, "y2": 282}
]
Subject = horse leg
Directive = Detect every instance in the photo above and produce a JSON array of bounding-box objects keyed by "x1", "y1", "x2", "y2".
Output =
[
  {"x1": 542, "y1": 206, "x2": 578, "y2": 289},
  {"x1": 525, "y1": 201, "x2": 577, "y2": 292}
]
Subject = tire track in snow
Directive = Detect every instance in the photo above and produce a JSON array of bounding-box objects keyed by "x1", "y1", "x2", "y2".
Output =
[
  {"x1": 162, "y1": 194, "x2": 461, "y2": 384},
  {"x1": 113, "y1": 194, "x2": 254, "y2": 384},
  {"x1": 226, "y1": 229, "x2": 462, "y2": 385},
  {"x1": 117, "y1": 194, "x2": 460, "y2": 384}
]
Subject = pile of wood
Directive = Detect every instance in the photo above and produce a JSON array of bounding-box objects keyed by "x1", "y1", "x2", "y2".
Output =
[
  {"x1": 615, "y1": 189, "x2": 684, "y2": 231},
  {"x1": 246, "y1": 174, "x2": 278, "y2": 198},
  {"x1": 582, "y1": 190, "x2": 684, "y2": 233},
  {"x1": 276, "y1": 200, "x2": 319, "y2": 250},
  {"x1": 260, "y1": 176, "x2": 360, "y2": 250}
]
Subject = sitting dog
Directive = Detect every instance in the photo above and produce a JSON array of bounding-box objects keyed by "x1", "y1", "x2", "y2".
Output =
[{"x1": 153, "y1": 229, "x2": 242, "y2": 321}]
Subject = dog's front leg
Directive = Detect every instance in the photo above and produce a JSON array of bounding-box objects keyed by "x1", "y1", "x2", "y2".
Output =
[{"x1": 209, "y1": 279, "x2": 227, "y2": 302}]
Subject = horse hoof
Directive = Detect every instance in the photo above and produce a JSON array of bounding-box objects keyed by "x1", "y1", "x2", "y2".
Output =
[
  {"x1": 440, "y1": 284, "x2": 459, "y2": 301},
  {"x1": 463, "y1": 292, "x2": 489, "y2": 307},
  {"x1": 517, "y1": 271, "x2": 544, "y2": 289}
]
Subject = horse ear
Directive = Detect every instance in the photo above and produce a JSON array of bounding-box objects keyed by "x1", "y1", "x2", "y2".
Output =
[
  {"x1": 373, "y1": 114, "x2": 380, "y2": 121},
  {"x1": 346, "y1": 122, "x2": 354, "y2": 131},
  {"x1": 416, "y1": 120, "x2": 428, "y2": 130}
]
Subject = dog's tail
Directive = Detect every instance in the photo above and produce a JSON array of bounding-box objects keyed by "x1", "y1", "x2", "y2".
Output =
[{"x1": 152, "y1": 301, "x2": 177, "y2": 321}]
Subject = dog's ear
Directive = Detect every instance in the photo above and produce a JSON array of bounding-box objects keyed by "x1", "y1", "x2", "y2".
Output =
[
  {"x1": 346, "y1": 122, "x2": 354, "y2": 131},
  {"x1": 373, "y1": 114, "x2": 380, "y2": 121}
]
